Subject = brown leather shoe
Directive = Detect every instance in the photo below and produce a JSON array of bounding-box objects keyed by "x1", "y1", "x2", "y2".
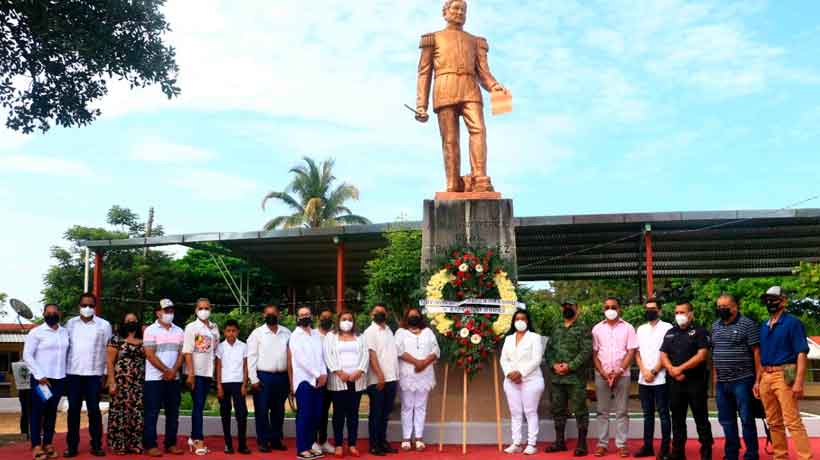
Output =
[
  {"x1": 165, "y1": 446, "x2": 184, "y2": 455},
  {"x1": 146, "y1": 448, "x2": 163, "y2": 457},
  {"x1": 618, "y1": 447, "x2": 630, "y2": 457},
  {"x1": 595, "y1": 446, "x2": 608, "y2": 457}
]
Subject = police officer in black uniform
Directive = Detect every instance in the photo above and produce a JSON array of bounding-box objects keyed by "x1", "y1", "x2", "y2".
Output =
[{"x1": 660, "y1": 301, "x2": 713, "y2": 460}]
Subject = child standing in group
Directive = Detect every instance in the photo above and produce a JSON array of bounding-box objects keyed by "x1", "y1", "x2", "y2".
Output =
[{"x1": 215, "y1": 319, "x2": 251, "y2": 455}]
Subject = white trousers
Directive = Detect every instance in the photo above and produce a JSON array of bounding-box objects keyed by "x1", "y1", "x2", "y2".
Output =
[
  {"x1": 400, "y1": 388, "x2": 430, "y2": 440},
  {"x1": 503, "y1": 377, "x2": 544, "y2": 446}
]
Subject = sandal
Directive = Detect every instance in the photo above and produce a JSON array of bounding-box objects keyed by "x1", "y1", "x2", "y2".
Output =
[
  {"x1": 42, "y1": 445, "x2": 57, "y2": 459},
  {"x1": 401, "y1": 441, "x2": 412, "y2": 451},
  {"x1": 32, "y1": 446, "x2": 47, "y2": 460},
  {"x1": 188, "y1": 438, "x2": 209, "y2": 456},
  {"x1": 416, "y1": 440, "x2": 426, "y2": 451}
]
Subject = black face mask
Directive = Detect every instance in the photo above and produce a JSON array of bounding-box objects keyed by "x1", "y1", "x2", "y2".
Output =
[
  {"x1": 264, "y1": 314, "x2": 278, "y2": 326},
  {"x1": 717, "y1": 308, "x2": 732, "y2": 321},
  {"x1": 562, "y1": 307, "x2": 576, "y2": 319},
  {"x1": 408, "y1": 315, "x2": 422, "y2": 327},
  {"x1": 44, "y1": 314, "x2": 60, "y2": 327},
  {"x1": 645, "y1": 310, "x2": 659, "y2": 322},
  {"x1": 765, "y1": 301, "x2": 781, "y2": 314},
  {"x1": 297, "y1": 317, "x2": 312, "y2": 328},
  {"x1": 123, "y1": 321, "x2": 139, "y2": 334},
  {"x1": 373, "y1": 312, "x2": 387, "y2": 324},
  {"x1": 320, "y1": 318, "x2": 333, "y2": 330}
]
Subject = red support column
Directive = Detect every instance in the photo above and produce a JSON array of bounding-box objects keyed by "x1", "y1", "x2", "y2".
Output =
[
  {"x1": 336, "y1": 241, "x2": 345, "y2": 314},
  {"x1": 92, "y1": 250, "x2": 104, "y2": 315},
  {"x1": 644, "y1": 226, "x2": 654, "y2": 299}
]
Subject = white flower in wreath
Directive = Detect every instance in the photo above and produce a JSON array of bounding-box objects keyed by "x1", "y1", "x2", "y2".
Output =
[
  {"x1": 470, "y1": 333, "x2": 482, "y2": 345},
  {"x1": 475, "y1": 264, "x2": 484, "y2": 273},
  {"x1": 459, "y1": 327, "x2": 470, "y2": 338},
  {"x1": 458, "y1": 263, "x2": 469, "y2": 272}
]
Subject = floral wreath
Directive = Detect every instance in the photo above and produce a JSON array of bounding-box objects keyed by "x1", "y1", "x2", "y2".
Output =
[{"x1": 422, "y1": 247, "x2": 519, "y2": 377}]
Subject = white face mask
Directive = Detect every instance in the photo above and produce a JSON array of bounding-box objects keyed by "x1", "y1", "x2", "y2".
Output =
[
  {"x1": 79, "y1": 306, "x2": 95, "y2": 318},
  {"x1": 339, "y1": 320, "x2": 354, "y2": 332},
  {"x1": 161, "y1": 313, "x2": 175, "y2": 324},
  {"x1": 196, "y1": 309, "x2": 211, "y2": 321},
  {"x1": 514, "y1": 320, "x2": 528, "y2": 332},
  {"x1": 675, "y1": 314, "x2": 689, "y2": 327},
  {"x1": 604, "y1": 309, "x2": 619, "y2": 321}
]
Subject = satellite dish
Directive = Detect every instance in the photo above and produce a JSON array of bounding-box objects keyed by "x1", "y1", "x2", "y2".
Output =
[{"x1": 9, "y1": 298, "x2": 33, "y2": 320}]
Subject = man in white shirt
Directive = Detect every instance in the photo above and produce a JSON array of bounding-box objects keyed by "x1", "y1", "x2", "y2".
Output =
[
  {"x1": 289, "y1": 306, "x2": 328, "y2": 460},
  {"x1": 143, "y1": 298, "x2": 186, "y2": 457},
  {"x1": 215, "y1": 319, "x2": 250, "y2": 455},
  {"x1": 364, "y1": 305, "x2": 399, "y2": 456},
  {"x1": 23, "y1": 303, "x2": 69, "y2": 458},
  {"x1": 634, "y1": 298, "x2": 674, "y2": 459},
  {"x1": 64, "y1": 292, "x2": 112, "y2": 458},
  {"x1": 247, "y1": 304, "x2": 291, "y2": 452}
]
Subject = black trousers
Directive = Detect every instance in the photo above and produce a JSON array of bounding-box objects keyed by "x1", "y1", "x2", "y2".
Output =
[
  {"x1": 367, "y1": 381, "x2": 397, "y2": 449},
  {"x1": 66, "y1": 375, "x2": 103, "y2": 451},
  {"x1": 19, "y1": 389, "x2": 31, "y2": 437},
  {"x1": 316, "y1": 386, "x2": 332, "y2": 444},
  {"x1": 332, "y1": 383, "x2": 363, "y2": 446},
  {"x1": 219, "y1": 382, "x2": 248, "y2": 449},
  {"x1": 669, "y1": 377, "x2": 713, "y2": 454}
]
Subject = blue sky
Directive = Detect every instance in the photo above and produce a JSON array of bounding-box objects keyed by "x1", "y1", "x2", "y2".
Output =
[{"x1": 2, "y1": 0, "x2": 820, "y2": 314}]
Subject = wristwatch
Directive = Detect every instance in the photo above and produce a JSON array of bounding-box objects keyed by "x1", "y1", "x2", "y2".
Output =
[{"x1": 650, "y1": 369, "x2": 659, "y2": 376}]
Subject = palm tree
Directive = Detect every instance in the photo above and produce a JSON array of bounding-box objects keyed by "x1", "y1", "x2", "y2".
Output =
[{"x1": 261, "y1": 156, "x2": 371, "y2": 230}]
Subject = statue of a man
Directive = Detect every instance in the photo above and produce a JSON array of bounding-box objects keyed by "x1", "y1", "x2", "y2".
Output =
[{"x1": 415, "y1": 0, "x2": 508, "y2": 193}]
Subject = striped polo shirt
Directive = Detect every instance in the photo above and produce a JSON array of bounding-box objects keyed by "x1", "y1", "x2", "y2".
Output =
[
  {"x1": 143, "y1": 320, "x2": 185, "y2": 381},
  {"x1": 711, "y1": 313, "x2": 760, "y2": 382}
]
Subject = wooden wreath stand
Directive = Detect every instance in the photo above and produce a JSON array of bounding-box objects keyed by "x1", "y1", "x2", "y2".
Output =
[{"x1": 438, "y1": 351, "x2": 504, "y2": 454}]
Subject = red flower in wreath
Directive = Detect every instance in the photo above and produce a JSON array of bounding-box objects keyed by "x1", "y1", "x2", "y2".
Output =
[
  {"x1": 464, "y1": 308, "x2": 472, "y2": 315},
  {"x1": 457, "y1": 358, "x2": 464, "y2": 366},
  {"x1": 484, "y1": 313, "x2": 492, "y2": 319}
]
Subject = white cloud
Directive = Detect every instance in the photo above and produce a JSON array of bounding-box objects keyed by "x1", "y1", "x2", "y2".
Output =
[
  {"x1": 169, "y1": 170, "x2": 258, "y2": 201},
  {"x1": 130, "y1": 140, "x2": 216, "y2": 163},
  {"x1": 0, "y1": 154, "x2": 92, "y2": 177}
]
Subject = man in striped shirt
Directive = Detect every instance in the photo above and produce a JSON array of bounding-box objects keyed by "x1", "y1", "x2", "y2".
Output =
[{"x1": 711, "y1": 294, "x2": 761, "y2": 460}]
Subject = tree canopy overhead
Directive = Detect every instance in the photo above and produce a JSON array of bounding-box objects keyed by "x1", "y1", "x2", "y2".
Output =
[{"x1": 0, "y1": 0, "x2": 180, "y2": 133}]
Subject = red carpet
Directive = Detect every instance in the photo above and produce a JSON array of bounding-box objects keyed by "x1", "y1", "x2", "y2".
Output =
[{"x1": 2, "y1": 434, "x2": 819, "y2": 460}]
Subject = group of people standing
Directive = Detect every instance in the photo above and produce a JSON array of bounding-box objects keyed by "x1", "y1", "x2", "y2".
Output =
[
  {"x1": 498, "y1": 286, "x2": 812, "y2": 460},
  {"x1": 20, "y1": 286, "x2": 814, "y2": 460}
]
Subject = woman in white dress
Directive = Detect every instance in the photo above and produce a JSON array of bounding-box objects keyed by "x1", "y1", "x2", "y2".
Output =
[
  {"x1": 395, "y1": 307, "x2": 440, "y2": 451},
  {"x1": 500, "y1": 309, "x2": 544, "y2": 456}
]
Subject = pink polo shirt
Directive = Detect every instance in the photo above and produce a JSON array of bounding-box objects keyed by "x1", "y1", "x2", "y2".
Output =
[{"x1": 592, "y1": 319, "x2": 638, "y2": 375}]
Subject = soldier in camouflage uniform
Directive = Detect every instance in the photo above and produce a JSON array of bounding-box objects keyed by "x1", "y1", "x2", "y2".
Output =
[{"x1": 545, "y1": 300, "x2": 592, "y2": 456}]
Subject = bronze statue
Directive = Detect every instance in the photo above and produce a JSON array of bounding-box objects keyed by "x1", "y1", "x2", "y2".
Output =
[{"x1": 415, "y1": 0, "x2": 509, "y2": 194}]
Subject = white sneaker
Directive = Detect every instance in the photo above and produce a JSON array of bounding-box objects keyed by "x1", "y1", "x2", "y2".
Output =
[
  {"x1": 311, "y1": 442, "x2": 323, "y2": 455},
  {"x1": 523, "y1": 445, "x2": 538, "y2": 455},
  {"x1": 321, "y1": 442, "x2": 334, "y2": 453},
  {"x1": 504, "y1": 444, "x2": 523, "y2": 454}
]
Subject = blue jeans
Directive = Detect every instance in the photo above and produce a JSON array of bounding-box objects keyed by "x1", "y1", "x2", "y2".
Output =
[
  {"x1": 716, "y1": 376, "x2": 759, "y2": 460},
  {"x1": 295, "y1": 382, "x2": 324, "y2": 453},
  {"x1": 143, "y1": 379, "x2": 181, "y2": 449},
  {"x1": 66, "y1": 374, "x2": 103, "y2": 450},
  {"x1": 367, "y1": 381, "x2": 397, "y2": 449},
  {"x1": 191, "y1": 376, "x2": 211, "y2": 440},
  {"x1": 29, "y1": 376, "x2": 65, "y2": 448},
  {"x1": 638, "y1": 383, "x2": 671, "y2": 451},
  {"x1": 251, "y1": 371, "x2": 289, "y2": 447}
]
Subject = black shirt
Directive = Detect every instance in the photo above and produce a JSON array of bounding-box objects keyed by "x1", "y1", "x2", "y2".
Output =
[{"x1": 660, "y1": 324, "x2": 710, "y2": 380}]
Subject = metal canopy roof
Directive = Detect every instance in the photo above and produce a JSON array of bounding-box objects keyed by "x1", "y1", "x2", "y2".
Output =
[{"x1": 80, "y1": 208, "x2": 820, "y2": 284}]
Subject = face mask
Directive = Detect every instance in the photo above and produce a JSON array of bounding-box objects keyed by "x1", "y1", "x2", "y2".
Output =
[
  {"x1": 675, "y1": 314, "x2": 689, "y2": 327},
  {"x1": 716, "y1": 308, "x2": 732, "y2": 321},
  {"x1": 408, "y1": 315, "x2": 422, "y2": 327},
  {"x1": 339, "y1": 320, "x2": 354, "y2": 332},
  {"x1": 161, "y1": 313, "x2": 174, "y2": 324},
  {"x1": 123, "y1": 321, "x2": 139, "y2": 334},
  {"x1": 297, "y1": 317, "x2": 312, "y2": 328},
  {"x1": 645, "y1": 310, "x2": 659, "y2": 322},
  {"x1": 265, "y1": 314, "x2": 278, "y2": 326},
  {"x1": 604, "y1": 309, "x2": 619, "y2": 321},
  {"x1": 514, "y1": 320, "x2": 527, "y2": 332},
  {"x1": 562, "y1": 307, "x2": 576, "y2": 319},
  {"x1": 44, "y1": 314, "x2": 60, "y2": 327},
  {"x1": 79, "y1": 306, "x2": 95, "y2": 318},
  {"x1": 196, "y1": 309, "x2": 211, "y2": 321},
  {"x1": 765, "y1": 300, "x2": 781, "y2": 314},
  {"x1": 320, "y1": 318, "x2": 333, "y2": 330},
  {"x1": 373, "y1": 312, "x2": 387, "y2": 324}
]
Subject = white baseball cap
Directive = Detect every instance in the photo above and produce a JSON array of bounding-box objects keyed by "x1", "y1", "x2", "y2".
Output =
[
  {"x1": 765, "y1": 286, "x2": 784, "y2": 297},
  {"x1": 159, "y1": 298, "x2": 174, "y2": 309}
]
